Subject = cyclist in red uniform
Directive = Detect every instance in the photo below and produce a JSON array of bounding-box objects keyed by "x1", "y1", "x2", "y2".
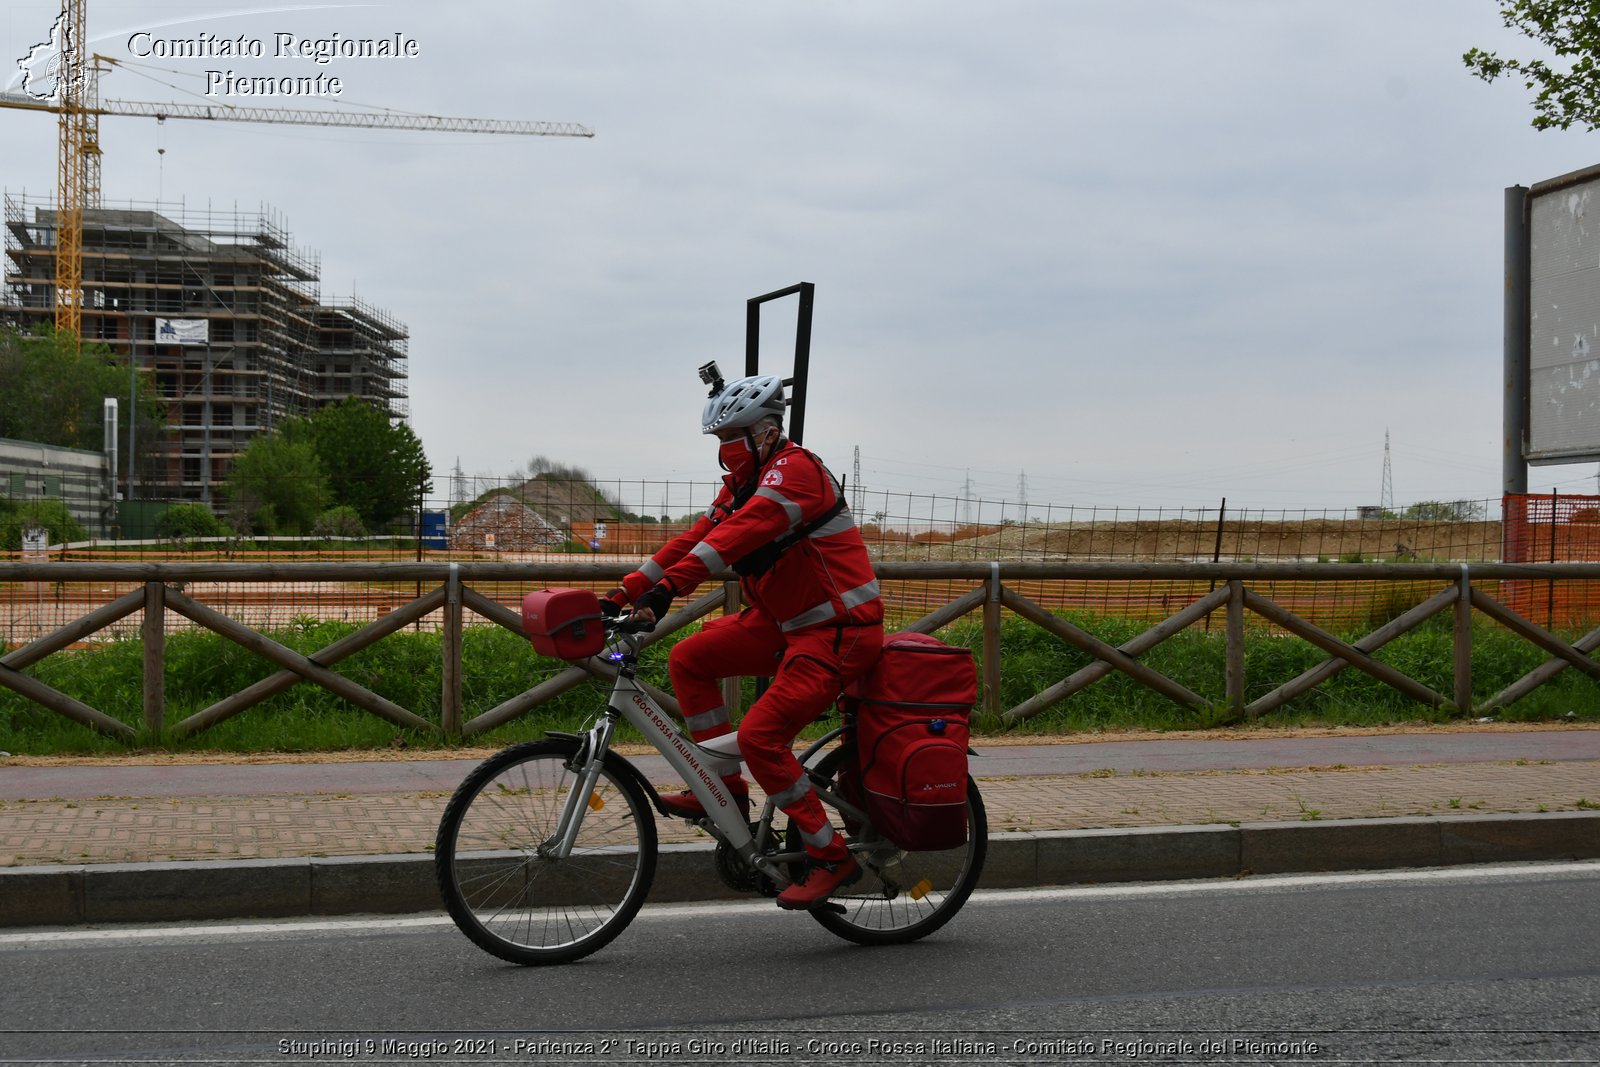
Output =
[{"x1": 607, "y1": 368, "x2": 883, "y2": 910}]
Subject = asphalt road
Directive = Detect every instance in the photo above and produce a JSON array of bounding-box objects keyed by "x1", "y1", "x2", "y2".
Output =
[{"x1": 0, "y1": 862, "x2": 1595, "y2": 1065}]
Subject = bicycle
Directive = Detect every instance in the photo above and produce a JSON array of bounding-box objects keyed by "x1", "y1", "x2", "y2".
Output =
[{"x1": 434, "y1": 610, "x2": 988, "y2": 965}]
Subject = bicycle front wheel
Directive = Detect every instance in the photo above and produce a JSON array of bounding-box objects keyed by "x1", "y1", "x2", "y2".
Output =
[
  {"x1": 802, "y1": 745, "x2": 987, "y2": 946},
  {"x1": 435, "y1": 738, "x2": 657, "y2": 965}
]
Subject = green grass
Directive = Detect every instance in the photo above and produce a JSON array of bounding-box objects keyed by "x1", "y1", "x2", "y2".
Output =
[
  {"x1": 940, "y1": 612, "x2": 1600, "y2": 734},
  {"x1": 1, "y1": 612, "x2": 1597, "y2": 755}
]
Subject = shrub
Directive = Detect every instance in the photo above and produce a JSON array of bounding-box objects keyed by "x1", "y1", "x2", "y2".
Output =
[
  {"x1": 312, "y1": 505, "x2": 366, "y2": 538},
  {"x1": 0, "y1": 497, "x2": 88, "y2": 549},
  {"x1": 155, "y1": 503, "x2": 231, "y2": 542}
]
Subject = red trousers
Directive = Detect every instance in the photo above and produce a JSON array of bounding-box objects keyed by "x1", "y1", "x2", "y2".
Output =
[{"x1": 668, "y1": 609, "x2": 882, "y2": 857}]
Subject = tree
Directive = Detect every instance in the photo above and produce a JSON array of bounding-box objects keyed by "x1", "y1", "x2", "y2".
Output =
[
  {"x1": 522, "y1": 455, "x2": 598, "y2": 483},
  {"x1": 224, "y1": 423, "x2": 329, "y2": 535},
  {"x1": 0, "y1": 325, "x2": 164, "y2": 480},
  {"x1": 305, "y1": 397, "x2": 432, "y2": 530},
  {"x1": 1465, "y1": 1, "x2": 1600, "y2": 130}
]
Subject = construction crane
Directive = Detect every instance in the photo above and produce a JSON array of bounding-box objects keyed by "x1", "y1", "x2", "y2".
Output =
[{"x1": 0, "y1": 0, "x2": 592, "y2": 341}]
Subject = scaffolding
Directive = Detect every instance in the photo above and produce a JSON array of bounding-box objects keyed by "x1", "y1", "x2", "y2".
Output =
[
  {"x1": 2, "y1": 192, "x2": 410, "y2": 504},
  {"x1": 316, "y1": 296, "x2": 409, "y2": 419}
]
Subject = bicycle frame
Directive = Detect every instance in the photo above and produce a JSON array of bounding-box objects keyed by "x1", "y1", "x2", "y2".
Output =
[{"x1": 544, "y1": 629, "x2": 869, "y2": 891}]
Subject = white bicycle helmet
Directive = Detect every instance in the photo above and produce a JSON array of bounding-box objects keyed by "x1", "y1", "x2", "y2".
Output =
[{"x1": 701, "y1": 374, "x2": 786, "y2": 434}]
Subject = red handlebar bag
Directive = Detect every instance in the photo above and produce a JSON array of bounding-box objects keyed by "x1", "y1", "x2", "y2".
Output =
[{"x1": 521, "y1": 588, "x2": 605, "y2": 659}]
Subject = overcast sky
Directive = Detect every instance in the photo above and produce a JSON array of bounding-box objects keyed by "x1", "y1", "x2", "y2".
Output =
[{"x1": 5, "y1": 1, "x2": 1599, "y2": 520}]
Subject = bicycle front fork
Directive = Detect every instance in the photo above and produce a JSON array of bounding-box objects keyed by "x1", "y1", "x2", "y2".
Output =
[{"x1": 541, "y1": 713, "x2": 619, "y2": 860}]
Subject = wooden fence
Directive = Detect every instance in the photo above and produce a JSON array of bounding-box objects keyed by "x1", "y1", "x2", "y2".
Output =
[{"x1": 3, "y1": 560, "x2": 1600, "y2": 744}]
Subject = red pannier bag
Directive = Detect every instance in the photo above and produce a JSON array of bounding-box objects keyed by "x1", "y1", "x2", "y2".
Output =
[
  {"x1": 846, "y1": 632, "x2": 976, "y2": 851},
  {"x1": 521, "y1": 588, "x2": 606, "y2": 659}
]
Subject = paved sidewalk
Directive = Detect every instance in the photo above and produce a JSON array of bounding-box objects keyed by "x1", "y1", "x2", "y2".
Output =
[
  {"x1": 2, "y1": 749, "x2": 1598, "y2": 867},
  {"x1": 2, "y1": 727, "x2": 1597, "y2": 924}
]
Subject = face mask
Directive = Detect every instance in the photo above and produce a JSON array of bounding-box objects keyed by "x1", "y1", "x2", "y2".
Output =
[{"x1": 719, "y1": 437, "x2": 756, "y2": 483}]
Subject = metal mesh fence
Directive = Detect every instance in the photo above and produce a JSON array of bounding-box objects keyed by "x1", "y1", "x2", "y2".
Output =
[
  {"x1": 854, "y1": 492, "x2": 1506, "y2": 636},
  {"x1": 6, "y1": 482, "x2": 1600, "y2": 649},
  {"x1": 6, "y1": 482, "x2": 1512, "y2": 560},
  {"x1": 1502, "y1": 491, "x2": 1600, "y2": 630}
]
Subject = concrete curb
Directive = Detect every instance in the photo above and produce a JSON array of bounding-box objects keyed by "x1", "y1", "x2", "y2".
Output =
[{"x1": 3, "y1": 812, "x2": 1598, "y2": 927}]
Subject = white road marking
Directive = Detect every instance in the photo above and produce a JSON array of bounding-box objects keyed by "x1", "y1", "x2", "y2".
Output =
[
  {"x1": 1, "y1": 861, "x2": 1594, "y2": 946},
  {"x1": 0, "y1": 914, "x2": 458, "y2": 944},
  {"x1": 962, "y1": 860, "x2": 1600, "y2": 904}
]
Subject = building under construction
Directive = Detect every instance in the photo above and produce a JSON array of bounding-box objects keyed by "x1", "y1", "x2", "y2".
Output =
[{"x1": 2, "y1": 193, "x2": 408, "y2": 505}]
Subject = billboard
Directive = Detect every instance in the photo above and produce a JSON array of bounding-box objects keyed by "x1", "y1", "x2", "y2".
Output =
[
  {"x1": 1526, "y1": 166, "x2": 1600, "y2": 464},
  {"x1": 155, "y1": 318, "x2": 209, "y2": 346}
]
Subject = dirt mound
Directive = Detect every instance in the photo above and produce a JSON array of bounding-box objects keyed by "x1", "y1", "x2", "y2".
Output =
[
  {"x1": 871, "y1": 518, "x2": 1504, "y2": 562},
  {"x1": 509, "y1": 476, "x2": 617, "y2": 528}
]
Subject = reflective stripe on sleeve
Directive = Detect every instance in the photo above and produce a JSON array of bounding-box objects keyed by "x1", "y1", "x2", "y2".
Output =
[
  {"x1": 690, "y1": 541, "x2": 726, "y2": 574},
  {"x1": 640, "y1": 559, "x2": 665, "y2": 583},
  {"x1": 754, "y1": 486, "x2": 804, "y2": 529},
  {"x1": 840, "y1": 579, "x2": 881, "y2": 610},
  {"x1": 807, "y1": 511, "x2": 855, "y2": 539}
]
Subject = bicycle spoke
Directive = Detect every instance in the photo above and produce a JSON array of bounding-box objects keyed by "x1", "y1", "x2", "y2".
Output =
[
  {"x1": 798, "y1": 746, "x2": 986, "y2": 945},
  {"x1": 437, "y1": 741, "x2": 658, "y2": 965}
]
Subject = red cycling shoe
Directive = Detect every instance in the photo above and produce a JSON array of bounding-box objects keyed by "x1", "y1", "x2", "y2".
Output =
[{"x1": 775, "y1": 855, "x2": 862, "y2": 910}]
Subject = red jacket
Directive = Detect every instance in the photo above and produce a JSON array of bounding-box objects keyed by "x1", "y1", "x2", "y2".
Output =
[{"x1": 619, "y1": 440, "x2": 882, "y2": 633}]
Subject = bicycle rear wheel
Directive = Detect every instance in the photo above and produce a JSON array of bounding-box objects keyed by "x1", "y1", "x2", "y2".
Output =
[
  {"x1": 435, "y1": 738, "x2": 656, "y2": 965},
  {"x1": 801, "y1": 744, "x2": 986, "y2": 946}
]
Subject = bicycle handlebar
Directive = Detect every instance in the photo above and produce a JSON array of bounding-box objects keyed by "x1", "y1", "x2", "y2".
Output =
[{"x1": 606, "y1": 612, "x2": 656, "y2": 636}]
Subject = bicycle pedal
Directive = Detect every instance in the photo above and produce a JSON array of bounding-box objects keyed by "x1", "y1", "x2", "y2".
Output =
[{"x1": 816, "y1": 901, "x2": 848, "y2": 915}]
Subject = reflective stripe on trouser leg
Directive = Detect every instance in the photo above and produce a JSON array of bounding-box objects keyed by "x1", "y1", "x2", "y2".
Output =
[
  {"x1": 772, "y1": 772, "x2": 844, "y2": 855},
  {"x1": 684, "y1": 706, "x2": 740, "y2": 776},
  {"x1": 736, "y1": 643, "x2": 859, "y2": 861},
  {"x1": 684, "y1": 705, "x2": 730, "y2": 735}
]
